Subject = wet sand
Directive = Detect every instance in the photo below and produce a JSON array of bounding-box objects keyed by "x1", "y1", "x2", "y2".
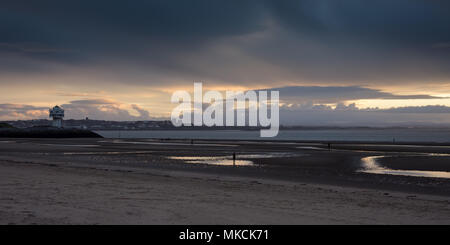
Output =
[
  {"x1": 0, "y1": 138, "x2": 449, "y2": 224},
  {"x1": 379, "y1": 155, "x2": 450, "y2": 171}
]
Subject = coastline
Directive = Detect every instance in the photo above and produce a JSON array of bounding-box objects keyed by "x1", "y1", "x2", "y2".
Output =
[{"x1": 0, "y1": 127, "x2": 102, "y2": 138}]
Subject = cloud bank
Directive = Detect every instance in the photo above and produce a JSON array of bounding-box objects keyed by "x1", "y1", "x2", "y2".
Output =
[
  {"x1": 0, "y1": 100, "x2": 152, "y2": 121},
  {"x1": 1, "y1": 0, "x2": 450, "y2": 88},
  {"x1": 259, "y1": 86, "x2": 444, "y2": 104}
]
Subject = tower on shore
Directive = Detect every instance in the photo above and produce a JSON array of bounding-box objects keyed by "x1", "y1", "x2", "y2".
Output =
[{"x1": 49, "y1": 105, "x2": 64, "y2": 128}]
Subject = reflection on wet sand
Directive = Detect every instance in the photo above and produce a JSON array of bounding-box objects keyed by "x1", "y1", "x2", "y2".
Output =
[
  {"x1": 168, "y1": 156, "x2": 254, "y2": 166},
  {"x1": 360, "y1": 156, "x2": 450, "y2": 179},
  {"x1": 168, "y1": 153, "x2": 305, "y2": 166}
]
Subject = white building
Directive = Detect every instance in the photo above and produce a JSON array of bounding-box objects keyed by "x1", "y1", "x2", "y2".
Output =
[{"x1": 49, "y1": 105, "x2": 64, "y2": 128}]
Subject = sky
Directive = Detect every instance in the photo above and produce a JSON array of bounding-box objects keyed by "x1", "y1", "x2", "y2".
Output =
[{"x1": 1, "y1": 0, "x2": 450, "y2": 126}]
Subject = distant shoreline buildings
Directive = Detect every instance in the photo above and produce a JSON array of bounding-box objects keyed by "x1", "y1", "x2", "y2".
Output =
[
  {"x1": 0, "y1": 105, "x2": 173, "y2": 130},
  {"x1": 2, "y1": 118, "x2": 174, "y2": 130}
]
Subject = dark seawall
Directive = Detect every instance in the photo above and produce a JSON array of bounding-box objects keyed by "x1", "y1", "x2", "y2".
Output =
[{"x1": 0, "y1": 127, "x2": 102, "y2": 138}]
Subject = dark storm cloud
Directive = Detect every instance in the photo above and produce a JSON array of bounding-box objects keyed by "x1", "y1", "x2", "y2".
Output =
[
  {"x1": 267, "y1": 0, "x2": 450, "y2": 43},
  {"x1": 279, "y1": 106, "x2": 450, "y2": 127},
  {"x1": 258, "y1": 86, "x2": 443, "y2": 104},
  {"x1": 0, "y1": 0, "x2": 266, "y2": 52},
  {"x1": 1, "y1": 0, "x2": 450, "y2": 85},
  {"x1": 2, "y1": 1, "x2": 265, "y2": 38},
  {"x1": 68, "y1": 99, "x2": 116, "y2": 106}
]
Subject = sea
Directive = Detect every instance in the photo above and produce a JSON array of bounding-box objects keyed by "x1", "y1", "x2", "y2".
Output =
[{"x1": 95, "y1": 128, "x2": 450, "y2": 143}]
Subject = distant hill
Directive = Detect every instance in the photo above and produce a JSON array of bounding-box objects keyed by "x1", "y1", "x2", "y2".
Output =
[{"x1": 0, "y1": 123, "x2": 14, "y2": 128}]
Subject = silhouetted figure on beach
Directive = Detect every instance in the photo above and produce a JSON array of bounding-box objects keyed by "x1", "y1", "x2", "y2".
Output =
[
  {"x1": 328, "y1": 143, "x2": 332, "y2": 151},
  {"x1": 233, "y1": 152, "x2": 236, "y2": 166}
]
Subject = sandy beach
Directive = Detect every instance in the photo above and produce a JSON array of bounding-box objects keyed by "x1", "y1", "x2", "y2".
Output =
[{"x1": 0, "y1": 138, "x2": 449, "y2": 224}]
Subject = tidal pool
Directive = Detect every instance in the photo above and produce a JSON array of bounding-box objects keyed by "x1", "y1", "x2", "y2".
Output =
[
  {"x1": 359, "y1": 156, "x2": 450, "y2": 179},
  {"x1": 168, "y1": 152, "x2": 304, "y2": 166}
]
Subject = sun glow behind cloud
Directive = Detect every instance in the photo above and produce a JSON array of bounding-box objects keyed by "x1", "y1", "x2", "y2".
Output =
[{"x1": 353, "y1": 98, "x2": 450, "y2": 110}]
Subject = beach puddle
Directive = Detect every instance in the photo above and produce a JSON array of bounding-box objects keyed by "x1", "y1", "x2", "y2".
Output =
[
  {"x1": 168, "y1": 152, "x2": 304, "y2": 166},
  {"x1": 359, "y1": 156, "x2": 450, "y2": 179},
  {"x1": 168, "y1": 156, "x2": 254, "y2": 166}
]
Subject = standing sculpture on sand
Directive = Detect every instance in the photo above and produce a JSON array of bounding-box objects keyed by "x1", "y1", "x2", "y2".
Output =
[{"x1": 49, "y1": 105, "x2": 64, "y2": 128}]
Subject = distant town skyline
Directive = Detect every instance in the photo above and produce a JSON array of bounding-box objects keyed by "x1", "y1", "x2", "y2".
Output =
[{"x1": 2, "y1": 1, "x2": 450, "y2": 126}]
